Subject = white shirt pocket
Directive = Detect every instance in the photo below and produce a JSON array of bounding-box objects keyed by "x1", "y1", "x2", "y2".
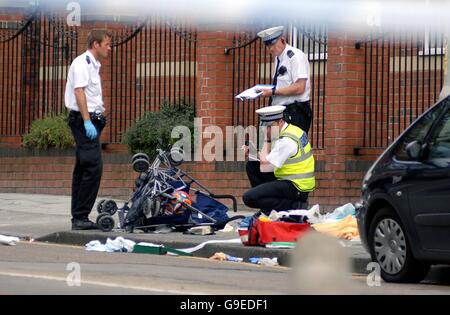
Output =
[
  {"x1": 276, "y1": 73, "x2": 292, "y2": 88},
  {"x1": 91, "y1": 73, "x2": 100, "y2": 85},
  {"x1": 89, "y1": 71, "x2": 101, "y2": 96}
]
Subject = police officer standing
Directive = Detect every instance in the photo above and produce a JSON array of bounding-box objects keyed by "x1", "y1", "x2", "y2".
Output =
[
  {"x1": 243, "y1": 106, "x2": 315, "y2": 214},
  {"x1": 257, "y1": 26, "x2": 312, "y2": 134},
  {"x1": 65, "y1": 29, "x2": 111, "y2": 230}
]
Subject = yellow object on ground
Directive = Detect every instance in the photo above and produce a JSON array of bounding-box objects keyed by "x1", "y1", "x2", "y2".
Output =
[
  {"x1": 259, "y1": 216, "x2": 272, "y2": 223},
  {"x1": 209, "y1": 252, "x2": 228, "y2": 261},
  {"x1": 311, "y1": 215, "x2": 359, "y2": 240}
]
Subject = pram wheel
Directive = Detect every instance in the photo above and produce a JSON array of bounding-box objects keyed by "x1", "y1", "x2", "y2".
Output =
[
  {"x1": 97, "y1": 213, "x2": 115, "y2": 232},
  {"x1": 142, "y1": 197, "x2": 161, "y2": 219},
  {"x1": 131, "y1": 153, "x2": 149, "y2": 163},
  {"x1": 167, "y1": 147, "x2": 185, "y2": 166},
  {"x1": 103, "y1": 200, "x2": 118, "y2": 216},
  {"x1": 97, "y1": 200, "x2": 118, "y2": 216},
  {"x1": 96, "y1": 199, "x2": 117, "y2": 215},
  {"x1": 132, "y1": 153, "x2": 150, "y2": 173},
  {"x1": 133, "y1": 158, "x2": 150, "y2": 173},
  {"x1": 96, "y1": 200, "x2": 106, "y2": 214}
]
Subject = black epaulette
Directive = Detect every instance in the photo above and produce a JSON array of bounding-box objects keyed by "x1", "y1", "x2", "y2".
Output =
[
  {"x1": 86, "y1": 55, "x2": 91, "y2": 65},
  {"x1": 287, "y1": 50, "x2": 295, "y2": 59}
]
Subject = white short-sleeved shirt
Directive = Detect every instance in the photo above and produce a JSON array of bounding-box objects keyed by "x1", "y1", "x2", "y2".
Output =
[
  {"x1": 65, "y1": 50, "x2": 105, "y2": 113},
  {"x1": 262, "y1": 123, "x2": 299, "y2": 172},
  {"x1": 272, "y1": 44, "x2": 310, "y2": 105}
]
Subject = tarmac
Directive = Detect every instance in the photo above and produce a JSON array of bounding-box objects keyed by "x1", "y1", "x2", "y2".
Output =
[{"x1": 0, "y1": 193, "x2": 372, "y2": 273}]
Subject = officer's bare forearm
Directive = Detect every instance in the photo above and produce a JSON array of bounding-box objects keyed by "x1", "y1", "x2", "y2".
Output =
[
  {"x1": 74, "y1": 88, "x2": 90, "y2": 121},
  {"x1": 274, "y1": 79, "x2": 306, "y2": 96},
  {"x1": 259, "y1": 155, "x2": 275, "y2": 172}
]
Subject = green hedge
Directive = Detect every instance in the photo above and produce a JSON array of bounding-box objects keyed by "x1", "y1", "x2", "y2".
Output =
[
  {"x1": 123, "y1": 103, "x2": 195, "y2": 159},
  {"x1": 23, "y1": 111, "x2": 75, "y2": 150}
]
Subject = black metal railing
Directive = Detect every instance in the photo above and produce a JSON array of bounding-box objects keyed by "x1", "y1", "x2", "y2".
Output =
[
  {"x1": 107, "y1": 18, "x2": 197, "y2": 143},
  {"x1": 0, "y1": 10, "x2": 79, "y2": 137},
  {"x1": 227, "y1": 24, "x2": 327, "y2": 149},
  {"x1": 0, "y1": 11, "x2": 196, "y2": 143},
  {"x1": 360, "y1": 28, "x2": 444, "y2": 148}
]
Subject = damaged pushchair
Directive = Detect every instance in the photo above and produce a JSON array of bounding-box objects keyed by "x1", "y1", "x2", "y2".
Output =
[{"x1": 95, "y1": 148, "x2": 244, "y2": 233}]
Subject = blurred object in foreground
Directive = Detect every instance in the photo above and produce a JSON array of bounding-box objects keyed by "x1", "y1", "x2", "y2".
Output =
[{"x1": 289, "y1": 232, "x2": 358, "y2": 294}]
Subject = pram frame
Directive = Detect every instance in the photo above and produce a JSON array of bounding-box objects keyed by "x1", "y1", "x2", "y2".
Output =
[{"x1": 115, "y1": 149, "x2": 239, "y2": 233}]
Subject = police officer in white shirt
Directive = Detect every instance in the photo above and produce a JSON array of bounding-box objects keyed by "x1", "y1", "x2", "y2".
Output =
[
  {"x1": 257, "y1": 26, "x2": 312, "y2": 134},
  {"x1": 243, "y1": 106, "x2": 315, "y2": 214},
  {"x1": 65, "y1": 29, "x2": 111, "y2": 230}
]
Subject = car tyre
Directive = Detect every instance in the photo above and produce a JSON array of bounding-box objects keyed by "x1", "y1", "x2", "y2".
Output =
[{"x1": 368, "y1": 207, "x2": 430, "y2": 283}]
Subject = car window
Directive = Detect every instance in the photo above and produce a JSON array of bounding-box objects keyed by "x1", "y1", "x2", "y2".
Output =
[
  {"x1": 428, "y1": 109, "x2": 450, "y2": 160},
  {"x1": 394, "y1": 101, "x2": 447, "y2": 161}
]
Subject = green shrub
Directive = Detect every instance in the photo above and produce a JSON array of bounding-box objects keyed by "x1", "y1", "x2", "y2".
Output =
[
  {"x1": 123, "y1": 103, "x2": 195, "y2": 159},
  {"x1": 23, "y1": 112, "x2": 75, "y2": 149}
]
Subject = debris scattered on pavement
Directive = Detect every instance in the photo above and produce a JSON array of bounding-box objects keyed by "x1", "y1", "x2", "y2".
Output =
[
  {"x1": 209, "y1": 252, "x2": 243, "y2": 262},
  {"x1": 151, "y1": 225, "x2": 174, "y2": 234},
  {"x1": 312, "y1": 215, "x2": 359, "y2": 240},
  {"x1": 21, "y1": 236, "x2": 34, "y2": 243},
  {"x1": 85, "y1": 237, "x2": 136, "y2": 253},
  {"x1": 218, "y1": 223, "x2": 234, "y2": 233},
  {"x1": 312, "y1": 203, "x2": 356, "y2": 224},
  {"x1": 176, "y1": 239, "x2": 242, "y2": 254},
  {"x1": 133, "y1": 242, "x2": 193, "y2": 256},
  {"x1": 184, "y1": 225, "x2": 214, "y2": 235},
  {"x1": 338, "y1": 237, "x2": 362, "y2": 247},
  {"x1": 265, "y1": 242, "x2": 297, "y2": 249},
  {"x1": 0, "y1": 234, "x2": 20, "y2": 246},
  {"x1": 209, "y1": 252, "x2": 227, "y2": 261},
  {"x1": 236, "y1": 203, "x2": 360, "y2": 246},
  {"x1": 132, "y1": 243, "x2": 166, "y2": 255},
  {"x1": 249, "y1": 257, "x2": 279, "y2": 267}
]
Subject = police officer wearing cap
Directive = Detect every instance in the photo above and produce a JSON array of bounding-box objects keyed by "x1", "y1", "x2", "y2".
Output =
[
  {"x1": 257, "y1": 26, "x2": 312, "y2": 134},
  {"x1": 65, "y1": 29, "x2": 111, "y2": 230},
  {"x1": 243, "y1": 105, "x2": 315, "y2": 214}
]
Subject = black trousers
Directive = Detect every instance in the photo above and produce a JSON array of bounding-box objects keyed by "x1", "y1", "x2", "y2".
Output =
[
  {"x1": 243, "y1": 161, "x2": 309, "y2": 214},
  {"x1": 284, "y1": 101, "x2": 312, "y2": 134},
  {"x1": 68, "y1": 111, "x2": 106, "y2": 220}
]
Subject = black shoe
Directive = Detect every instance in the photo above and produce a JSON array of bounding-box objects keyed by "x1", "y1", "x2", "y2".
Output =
[{"x1": 72, "y1": 218, "x2": 98, "y2": 231}]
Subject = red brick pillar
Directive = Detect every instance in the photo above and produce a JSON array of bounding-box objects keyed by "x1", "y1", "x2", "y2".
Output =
[
  {"x1": 186, "y1": 29, "x2": 250, "y2": 204},
  {"x1": 195, "y1": 30, "x2": 235, "y2": 161}
]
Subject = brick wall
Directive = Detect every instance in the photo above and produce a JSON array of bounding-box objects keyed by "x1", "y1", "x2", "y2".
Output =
[
  {"x1": 0, "y1": 21, "x2": 391, "y2": 211},
  {"x1": 0, "y1": 149, "x2": 249, "y2": 209}
]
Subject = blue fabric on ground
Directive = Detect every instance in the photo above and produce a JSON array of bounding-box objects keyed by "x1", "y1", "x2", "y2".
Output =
[
  {"x1": 191, "y1": 192, "x2": 229, "y2": 224},
  {"x1": 239, "y1": 216, "x2": 253, "y2": 228}
]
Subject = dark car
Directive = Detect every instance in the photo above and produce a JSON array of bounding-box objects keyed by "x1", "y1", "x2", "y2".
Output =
[{"x1": 356, "y1": 96, "x2": 450, "y2": 283}]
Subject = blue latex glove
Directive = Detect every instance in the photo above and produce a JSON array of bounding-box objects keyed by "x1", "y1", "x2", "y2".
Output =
[{"x1": 84, "y1": 120, "x2": 98, "y2": 140}]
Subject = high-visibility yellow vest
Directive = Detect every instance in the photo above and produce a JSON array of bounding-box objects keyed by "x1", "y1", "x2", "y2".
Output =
[{"x1": 274, "y1": 124, "x2": 316, "y2": 192}]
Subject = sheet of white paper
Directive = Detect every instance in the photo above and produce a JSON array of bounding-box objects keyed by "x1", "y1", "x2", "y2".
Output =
[
  {"x1": 235, "y1": 84, "x2": 274, "y2": 101},
  {"x1": 176, "y1": 239, "x2": 242, "y2": 254}
]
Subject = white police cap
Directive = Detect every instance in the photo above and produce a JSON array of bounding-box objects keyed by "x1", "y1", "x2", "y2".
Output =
[
  {"x1": 256, "y1": 105, "x2": 286, "y2": 126},
  {"x1": 257, "y1": 26, "x2": 284, "y2": 45}
]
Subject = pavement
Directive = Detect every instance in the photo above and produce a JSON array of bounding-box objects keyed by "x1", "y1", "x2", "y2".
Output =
[{"x1": 0, "y1": 193, "x2": 372, "y2": 272}]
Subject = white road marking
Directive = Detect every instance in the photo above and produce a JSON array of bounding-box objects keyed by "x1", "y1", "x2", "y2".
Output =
[{"x1": 0, "y1": 271, "x2": 207, "y2": 295}]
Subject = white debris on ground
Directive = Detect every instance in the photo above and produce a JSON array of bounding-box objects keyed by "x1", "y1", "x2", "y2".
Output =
[{"x1": 0, "y1": 234, "x2": 20, "y2": 246}]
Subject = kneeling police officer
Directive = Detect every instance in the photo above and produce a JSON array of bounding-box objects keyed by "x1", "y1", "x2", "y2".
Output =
[{"x1": 243, "y1": 105, "x2": 315, "y2": 214}]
